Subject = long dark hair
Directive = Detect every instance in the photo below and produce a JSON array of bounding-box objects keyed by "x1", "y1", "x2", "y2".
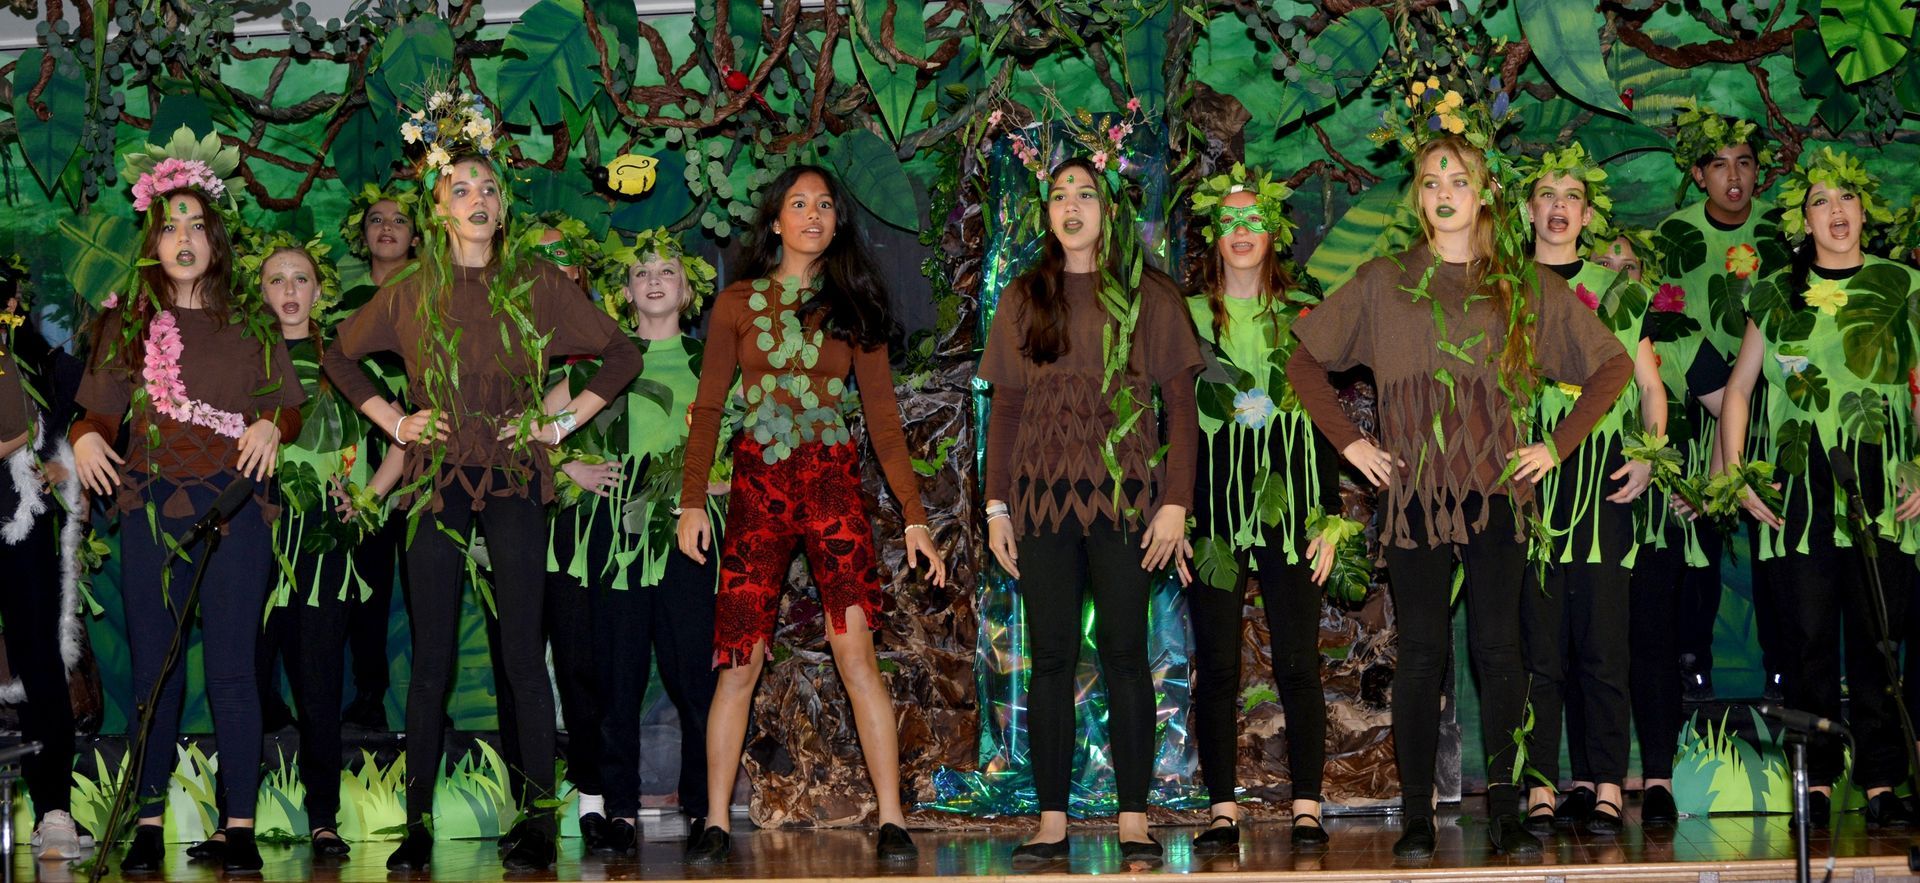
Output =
[
  {"x1": 737, "y1": 164, "x2": 899, "y2": 351},
  {"x1": 92, "y1": 188, "x2": 236, "y2": 377},
  {"x1": 1192, "y1": 221, "x2": 1296, "y2": 342},
  {"x1": 1015, "y1": 157, "x2": 1129, "y2": 364}
]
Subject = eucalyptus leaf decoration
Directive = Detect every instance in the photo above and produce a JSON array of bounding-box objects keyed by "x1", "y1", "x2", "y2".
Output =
[{"x1": 1775, "y1": 145, "x2": 1895, "y2": 242}]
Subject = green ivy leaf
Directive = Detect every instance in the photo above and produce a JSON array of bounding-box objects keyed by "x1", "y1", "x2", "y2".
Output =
[
  {"x1": 1516, "y1": 0, "x2": 1629, "y2": 116},
  {"x1": 497, "y1": 0, "x2": 606, "y2": 127},
  {"x1": 12, "y1": 49, "x2": 87, "y2": 196},
  {"x1": 831, "y1": 128, "x2": 920, "y2": 231},
  {"x1": 1837, "y1": 263, "x2": 1915, "y2": 385},
  {"x1": 1820, "y1": 0, "x2": 1915, "y2": 84}
]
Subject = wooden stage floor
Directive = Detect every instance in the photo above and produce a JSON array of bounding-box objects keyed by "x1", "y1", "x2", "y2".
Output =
[{"x1": 11, "y1": 797, "x2": 1920, "y2": 881}]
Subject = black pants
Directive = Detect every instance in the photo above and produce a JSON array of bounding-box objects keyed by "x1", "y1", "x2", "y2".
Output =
[
  {"x1": 0, "y1": 509, "x2": 73, "y2": 819},
  {"x1": 1522, "y1": 498, "x2": 1633, "y2": 786},
  {"x1": 281, "y1": 550, "x2": 355, "y2": 830},
  {"x1": 1018, "y1": 517, "x2": 1156, "y2": 814},
  {"x1": 122, "y1": 477, "x2": 273, "y2": 820},
  {"x1": 1780, "y1": 534, "x2": 1912, "y2": 788},
  {"x1": 348, "y1": 515, "x2": 404, "y2": 714},
  {"x1": 1382, "y1": 494, "x2": 1527, "y2": 819},
  {"x1": 402, "y1": 470, "x2": 556, "y2": 828},
  {"x1": 597, "y1": 538, "x2": 719, "y2": 819},
  {"x1": 493, "y1": 572, "x2": 602, "y2": 807},
  {"x1": 1627, "y1": 539, "x2": 1685, "y2": 780},
  {"x1": 1184, "y1": 541, "x2": 1326, "y2": 804},
  {"x1": 1677, "y1": 526, "x2": 1722, "y2": 669}
]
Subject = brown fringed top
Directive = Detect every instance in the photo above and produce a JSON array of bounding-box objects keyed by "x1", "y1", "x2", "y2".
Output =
[
  {"x1": 0, "y1": 343, "x2": 28, "y2": 442},
  {"x1": 979, "y1": 270, "x2": 1203, "y2": 535},
  {"x1": 1287, "y1": 245, "x2": 1632, "y2": 548},
  {"x1": 323, "y1": 262, "x2": 641, "y2": 512}
]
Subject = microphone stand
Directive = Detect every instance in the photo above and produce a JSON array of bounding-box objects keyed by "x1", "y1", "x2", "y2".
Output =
[{"x1": 88, "y1": 526, "x2": 223, "y2": 883}]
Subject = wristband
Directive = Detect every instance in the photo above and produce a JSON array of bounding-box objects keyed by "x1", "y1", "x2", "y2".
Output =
[
  {"x1": 987, "y1": 512, "x2": 1010, "y2": 523},
  {"x1": 392, "y1": 414, "x2": 407, "y2": 446},
  {"x1": 905, "y1": 523, "x2": 932, "y2": 535}
]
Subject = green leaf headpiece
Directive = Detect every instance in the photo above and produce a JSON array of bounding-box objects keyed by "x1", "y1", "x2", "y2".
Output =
[{"x1": 1777, "y1": 145, "x2": 1892, "y2": 242}]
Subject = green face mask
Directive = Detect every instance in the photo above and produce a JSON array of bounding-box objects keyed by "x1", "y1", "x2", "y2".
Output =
[
  {"x1": 533, "y1": 239, "x2": 574, "y2": 267},
  {"x1": 1214, "y1": 203, "x2": 1270, "y2": 238}
]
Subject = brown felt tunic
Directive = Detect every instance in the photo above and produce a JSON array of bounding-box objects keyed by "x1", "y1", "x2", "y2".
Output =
[
  {"x1": 680, "y1": 278, "x2": 928, "y2": 525},
  {"x1": 0, "y1": 342, "x2": 29, "y2": 443},
  {"x1": 1287, "y1": 245, "x2": 1632, "y2": 549},
  {"x1": 979, "y1": 270, "x2": 1203, "y2": 535},
  {"x1": 323, "y1": 261, "x2": 641, "y2": 511},
  {"x1": 71, "y1": 307, "x2": 307, "y2": 520}
]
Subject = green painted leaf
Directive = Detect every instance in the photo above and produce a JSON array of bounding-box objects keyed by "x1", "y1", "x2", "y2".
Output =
[
  {"x1": 59, "y1": 213, "x2": 140, "y2": 307},
  {"x1": 608, "y1": 152, "x2": 693, "y2": 232},
  {"x1": 12, "y1": 49, "x2": 87, "y2": 196},
  {"x1": 377, "y1": 18, "x2": 454, "y2": 102},
  {"x1": 497, "y1": 0, "x2": 605, "y2": 127},
  {"x1": 1839, "y1": 388, "x2": 1891, "y2": 445},
  {"x1": 1193, "y1": 534, "x2": 1241, "y2": 591},
  {"x1": 1194, "y1": 13, "x2": 1285, "y2": 122},
  {"x1": 1270, "y1": 7, "x2": 1391, "y2": 130},
  {"x1": 852, "y1": 2, "x2": 921, "y2": 144},
  {"x1": 514, "y1": 165, "x2": 612, "y2": 237},
  {"x1": 1775, "y1": 419, "x2": 1812, "y2": 476},
  {"x1": 1122, "y1": 2, "x2": 1171, "y2": 109},
  {"x1": 1655, "y1": 219, "x2": 1707, "y2": 277},
  {"x1": 1837, "y1": 263, "x2": 1915, "y2": 385},
  {"x1": 1607, "y1": 42, "x2": 1691, "y2": 128},
  {"x1": 150, "y1": 93, "x2": 216, "y2": 141},
  {"x1": 831, "y1": 128, "x2": 920, "y2": 231},
  {"x1": 728, "y1": 0, "x2": 764, "y2": 65},
  {"x1": 1516, "y1": 0, "x2": 1628, "y2": 116},
  {"x1": 1784, "y1": 363, "x2": 1830, "y2": 413},
  {"x1": 331, "y1": 106, "x2": 402, "y2": 193},
  {"x1": 1306, "y1": 176, "x2": 1414, "y2": 293},
  {"x1": 1821, "y1": 0, "x2": 1915, "y2": 84},
  {"x1": 1707, "y1": 274, "x2": 1748, "y2": 343}
]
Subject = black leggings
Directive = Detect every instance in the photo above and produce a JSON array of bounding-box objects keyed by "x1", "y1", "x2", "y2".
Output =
[
  {"x1": 1381, "y1": 494, "x2": 1526, "y2": 819},
  {"x1": 1627, "y1": 539, "x2": 1685, "y2": 780},
  {"x1": 1185, "y1": 540, "x2": 1326, "y2": 804},
  {"x1": 1780, "y1": 535, "x2": 1911, "y2": 788},
  {"x1": 1017, "y1": 517, "x2": 1156, "y2": 814},
  {"x1": 493, "y1": 572, "x2": 601, "y2": 806},
  {"x1": 402, "y1": 469, "x2": 556, "y2": 828},
  {"x1": 348, "y1": 514, "x2": 404, "y2": 711},
  {"x1": 283, "y1": 550, "x2": 354, "y2": 830},
  {"x1": 1522, "y1": 497, "x2": 1633, "y2": 786},
  {"x1": 0, "y1": 508, "x2": 74, "y2": 820}
]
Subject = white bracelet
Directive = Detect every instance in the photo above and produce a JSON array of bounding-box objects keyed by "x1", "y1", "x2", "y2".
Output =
[
  {"x1": 987, "y1": 512, "x2": 1010, "y2": 523},
  {"x1": 905, "y1": 523, "x2": 931, "y2": 535},
  {"x1": 392, "y1": 413, "x2": 407, "y2": 446}
]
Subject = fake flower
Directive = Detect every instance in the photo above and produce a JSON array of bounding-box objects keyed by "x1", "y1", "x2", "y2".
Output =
[
  {"x1": 144, "y1": 311, "x2": 247, "y2": 439},
  {"x1": 130, "y1": 157, "x2": 227, "y2": 213},
  {"x1": 1652, "y1": 283, "x2": 1686, "y2": 313},
  {"x1": 1232, "y1": 389, "x2": 1275, "y2": 429},
  {"x1": 1574, "y1": 284, "x2": 1599, "y2": 311},
  {"x1": 1803, "y1": 277, "x2": 1849, "y2": 316},
  {"x1": 1725, "y1": 244, "x2": 1759, "y2": 279}
]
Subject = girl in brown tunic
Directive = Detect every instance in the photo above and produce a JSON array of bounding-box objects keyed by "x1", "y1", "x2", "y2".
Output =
[
  {"x1": 1286, "y1": 134, "x2": 1631, "y2": 859},
  {"x1": 323, "y1": 155, "x2": 640, "y2": 873},
  {"x1": 980, "y1": 158, "x2": 1202, "y2": 863}
]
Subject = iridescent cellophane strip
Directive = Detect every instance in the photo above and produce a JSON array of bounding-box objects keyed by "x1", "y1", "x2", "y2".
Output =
[{"x1": 927, "y1": 123, "x2": 1210, "y2": 817}]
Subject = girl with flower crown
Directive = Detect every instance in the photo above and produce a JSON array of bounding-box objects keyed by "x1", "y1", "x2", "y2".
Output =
[
  {"x1": 1719, "y1": 146, "x2": 1920, "y2": 830},
  {"x1": 1287, "y1": 132, "x2": 1631, "y2": 859},
  {"x1": 321, "y1": 94, "x2": 641, "y2": 873},
  {"x1": 979, "y1": 156, "x2": 1200, "y2": 864},
  {"x1": 1513, "y1": 144, "x2": 1668, "y2": 837},
  {"x1": 1182, "y1": 164, "x2": 1348, "y2": 852},
  {"x1": 678, "y1": 165, "x2": 945, "y2": 865},
  {"x1": 71, "y1": 136, "x2": 308, "y2": 875}
]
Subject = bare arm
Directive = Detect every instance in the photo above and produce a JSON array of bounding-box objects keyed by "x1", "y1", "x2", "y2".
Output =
[
  {"x1": 1636, "y1": 338, "x2": 1668, "y2": 436},
  {"x1": 1717, "y1": 321, "x2": 1767, "y2": 469}
]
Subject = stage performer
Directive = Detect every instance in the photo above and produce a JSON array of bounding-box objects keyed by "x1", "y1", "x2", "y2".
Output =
[
  {"x1": 549, "y1": 229, "x2": 724, "y2": 854},
  {"x1": 0, "y1": 258, "x2": 91, "y2": 862},
  {"x1": 1718, "y1": 146, "x2": 1920, "y2": 830},
  {"x1": 678, "y1": 164, "x2": 946, "y2": 864},
  {"x1": 321, "y1": 90, "x2": 641, "y2": 873},
  {"x1": 1286, "y1": 132, "x2": 1631, "y2": 859},
  {"x1": 1515, "y1": 145, "x2": 1666, "y2": 838},
  {"x1": 979, "y1": 156, "x2": 1201, "y2": 864},
  {"x1": 1658, "y1": 102, "x2": 1788, "y2": 704},
  {"x1": 74, "y1": 134, "x2": 308, "y2": 876},
  {"x1": 1183, "y1": 164, "x2": 1349, "y2": 852}
]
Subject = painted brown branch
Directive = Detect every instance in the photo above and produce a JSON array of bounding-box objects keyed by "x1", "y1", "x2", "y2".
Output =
[
  {"x1": 1746, "y1": 60, "x2": 1801, "y2": 186},
  {"x1": 1087, "y1": 41, "x2": 1130, "y2": 109},
  {"x1": 898, "y1": 58, "x2": 1014, "y2": 159},
  {"x1": 1311, "y1": 122, "x2": 1379, "y2": 191},
  {"x1": 1305, "y1": 0, "x2": 1448, "y2": 38},
  {"x1": 1612, "y1": 7, "x2": 1809, "y2": 69},
  {"x1": 770, "y1": 6, "x2": 844, "y2": 152},
  {"x1": 1284, "y1": 158, "x2": 1373, "y2": 192},
  {"x1": 1499, "y1": 39, "x2": 1531, "y2": 95}
]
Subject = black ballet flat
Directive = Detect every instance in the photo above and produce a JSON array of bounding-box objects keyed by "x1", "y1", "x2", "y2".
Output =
[
  {"x1": 1290, "y1": 813, "x2": 1329, "y2": 849},
  {"x1": 1489, "y1": 813, "x2": 1543, "y2": 856},
  {"x1": 221, "y1": 827, "x2": 262, "y2": 875},
  {"x1": 1523, "y1": 801, "x2": 1558, "y2": 835},
  {"x1": 685, "y1": 825, "x2": 732, "y2": 864},
  {"x1": 1010, "y1": 838, "x2": 1069, "y2": 863},
  {"x1": 1118, "y1": 833, "x2": 1163, "y2": 862},
  {"x1": 603, "y1": 818, "x2": 639, "y2": 855},
  {"x1": 501, "y1": 825, "x2": 556, "y2": 872},
  {"x1": 185, "y1": 828, "x2": 225, "y2": 861},
  {"x1": 581, "y1": 812, "x2": 614, "y2": 854},
  {"x1": 119, "y1": 825, "x2": 167, "y2": 875},
  {"x1": 1192, "y1": 815, "x2": 1240, "y2": 850},
  {"x1": 1555, "y1": 786, "x2": 1596, "y2": 828},
  {"x1": 876, "y1": 823, "x2": 918, "y2": 862},
  {"x1": 1392, "y1": 817, "x2": 1435, "y2": 860},
  {"x1": 386, "y1": 823, "x2": 433, "y2": 872},
  {"x1": 311, "y1": 826, "x2": 351, "y2": 858},
  {"x1": 1586, "y1": 799, "x2": 1625, "y2": 836},
  {"x1": 1641, "y1": 785, "x2": 1678, "y2": 826}
]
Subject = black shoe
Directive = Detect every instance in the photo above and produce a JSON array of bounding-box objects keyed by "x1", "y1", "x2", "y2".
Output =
[
  {"x1": 1791, "y1": 791, "x2": 1832, "y2": 831},
  {"x1": 1763, "y1": 672, "x2": 1785, "y2": 703},
  {"x1": 876, "y1": 823, "x2": 918, "y2": 862},
  {"x1": 1117, "y1": 834, "x2": 1163, "y2": 861},
  {"x1": 120, "y1": 825, "x2": 166, "y2": 874},
  {"x1": 581, "y1": 812, "x2": 613, "y2": 854},
  {"x1": 1290, "y1": 814, "x2": 1329, "y2": 849},
  {"x1": 1192, "y1": 815, "x2": 1240, "y2": 851},
  {"x1": 502, "y1": 825, "x2": 556, "y2": 872},
  {"x1": 386, "y1": 823, "x2": 433, "y2": 872},
  {"x1": 497, "y1": 818, "x2": 529, "y2": 858},
  {"x1": 1866, "y1": 791, "x2": 1915, "y2": 829},
  {"x1": 1392, "y1": 817, "x2": 1435, "y2": 860},
  {"x1": 1642, "y1": 785, "x2": 1678, "y2": 826},
  {"x1": 312, "y1": 827, "x2": 352, "y2": 858},
  {"x1": 1490, "y1": 813, "x2": 1543, "y2": 856},
  {"x1": 1523, "y1": 801, "x2": 1557, "y2": 835},
  {"x1": 1010, "y1": 838, "x2": 1069, "y2": 863},
  {"x1": 1555, "y1": 786, "x2": 1597, "y2": 828},
  {"x1": 1586, "y1": 799, "x2": 1624, "y2": 836},
  {"x1": 603, "y1": 818, "x2": 638, "y2": 855},
  {"x1": 685, "y1": 825, "x2": 731, "y2": 864},
  {"x1": 343, "y1": 695, "x2": 387, "y2": 730},
  {"x1": 185, "y1": 829, "x2": 225, "y2": 861},
  {"x1": 222, "y1": 827, "x2": 262, "y2": 875}
]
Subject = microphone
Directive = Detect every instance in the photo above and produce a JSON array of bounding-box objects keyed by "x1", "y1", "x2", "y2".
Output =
[
  {"x1": 176, "y1": 477, "x2": 256, "y2": 549},
  {"x1": 1758, "y1": 703, "x2": 1852, "y2": 739},
  {"x1": 1830, "y1": 446, "x2": 1877, "y2": 559},
  {"x1": 1830, "y1": 446, "x2": 1860, "y2": 493},
  {"x1": 0, "y1": 740, "x2": 42, "y2": 767}
]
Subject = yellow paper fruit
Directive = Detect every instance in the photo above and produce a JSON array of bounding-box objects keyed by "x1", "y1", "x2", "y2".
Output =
[{"x1": 607, "y1": 154, "x2": 660, "y2": 196}]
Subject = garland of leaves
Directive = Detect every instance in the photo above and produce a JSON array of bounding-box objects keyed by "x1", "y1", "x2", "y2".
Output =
[{"x1": 1775, "y1": 145, "x2": 1895, "y2": 241}]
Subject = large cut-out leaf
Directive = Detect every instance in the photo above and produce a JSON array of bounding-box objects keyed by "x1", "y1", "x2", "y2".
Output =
[
  {"x1": 1268, "y1": 7, "x2": 1391, "y2": 131},
  {"x1": 60, "y1": 213, "x2": 140, "y2": 306},
  {"x1": 1795, "y1": 30, "x2": 1861, "y2": 133},
  {"x1": 1837, "y1": 263, "x2": 1915, "y2": 385},
  {"x1": 1707, "y1": 273, "x2": 1748, "y2": 343},
  {"x1": 515, "y1": 166, "x2": 612, "y2": 237},
  {"x1": 831, "y1": 128, "x2": 920, "y2": 231},
  {"x1": 609, "y1": 152, "x2": 693, "y2": 233},
  {"x1": 376, "y1": 18, "x2": 454, "y2": 102},
  {"x1": 1655, "y1": 218, "x2": 1706, "y2": 277},
  {"x1": 1821, "y1": 0, "x2": 1915, "y2": 84},
  {"x1": 1838, "y1": 388, "x2": 1890, "y2": 446},
  {"x1": 332, "y1": 105, "x2": 402, "y2": 193},
  {"x1": 852, "y1": 0, "x2": 925, "y2": 143},
  {"x1": 1122, "y1": 2, "x2": 1170, "y2": 109},
  {"x1": 1194, "y1": 13, "x2": 1284, "y2": 121},
  {"x1": 1516, "y1": 0, "x2": 1628, "y2": 116},
  {"x1": 1193, "y1": 534, "x2": 1241, "y2": 590},
  {"x1": 497, "y1": 0, "x2": 604, "y2": 127},
  {"x1": 150, "y1": 93, "x2": 216, "y2": 141},
  {"x1": 13, "y1": 49, "x2": 87, "y2": 196},
  {"x1": 1307, "y1": 176, "x2": 1414, "y2": 293},
  {"x1": 1783, "y1": 362, "x2": 1830, "y2": 413},
  {"x1": 1775, "y1": 419, "x2": 1812, "y2": 477}
]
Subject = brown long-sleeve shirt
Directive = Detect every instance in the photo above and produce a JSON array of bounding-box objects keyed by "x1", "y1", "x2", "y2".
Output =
[
  {"x1": 680, "y1": 278, "x2": 927, "y2": 525},
  {"x1": 323, "y1": 261, "x2": 641, "y2": 511},
  {"x1": 979, "y1": 269, "x2": 1203, "y2": 534},
  {"x1": 1287, "y1": 245, "x2": 1631, "y2": 548}
]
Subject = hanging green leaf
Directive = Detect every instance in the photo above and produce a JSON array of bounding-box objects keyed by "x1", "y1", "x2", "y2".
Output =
[
  {"x1": 1516, "y1": 0, "x2": 1629, "y2": 117},
  {"x1": 1839, "y1": 389, "x2": 1891, "y2": 445},
  {"x1": 59, "y1": 213, "x2": 140, "y2": 307},
  {"x1": 1307, "y1": 176, "x2": 1414, "y2": 292},
  {"x1": 1194, "y1": 13, "x2": 1285, "y2": 121},
  {"x1": 1654, "y1": 219, "x2": 1707, "y2": 278},
  {"x1": 1269, "y1": 7, "x2": 1391, "y2": 131},
  {"x1": 331, "y1": 106, "x2": 402, "y2": 193},
  {"x1": 1121, "y1": 1, "x2": 1171, "y2": 109},
  {"x1": 1784, "y1": 362, "x2": 1830, "y2": 413},
  {"x1": 610, "y1": 152, "x2": 694, "y2": 233},
  {"x1": 1795, "y1": 31, "x2": 1862, "y2": 133},
  {"x1": 150, "y1": 93, "x2": 217, "y2": 142},
  {"x1": 376, "y1": 18, "x2": 454, "y2": 101},
  {"x1": 1820, "y1": 0, "x2": 1915, "y2": 84},
  {"x1": 12, "y1": 49, "x2": 87, "y2": 196},
  {"x1": 727, "y1": 0, "x2": 765, "y2": 68},
  {"x1": 1193, "y1": 534, "x2": 1242, "y2": 591},
  {"x1": 1706, "y1": 273, "x2": 1748, "y2": 342},
  {"x1": 831, "y1": 128, "x2": 921, "y2": 231},
  {"x1": 1837, "y1": 263, "x2": 1916, "y2": 385},
  {"x1": 497, "y1": 0, "x2": 606, "y2": 127}
]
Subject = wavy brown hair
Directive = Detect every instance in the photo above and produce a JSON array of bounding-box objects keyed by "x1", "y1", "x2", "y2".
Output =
[
  {"x1": 1015, "y1": 157, "x2": 1130, "y2": 364},
  {"x1": 90, "y1": 188, "x2": 236, "y2": 377}
]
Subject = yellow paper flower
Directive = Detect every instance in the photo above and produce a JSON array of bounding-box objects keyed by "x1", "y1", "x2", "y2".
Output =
[
  {"x1": 400, "y1": 122, "x2": 422, "y2": 144},
  {"x1": 1555, "y1": 381, "x2": 1584, "y2": 399},
  {"x1": 1437, "y1": 91, "x2": 1464, "y2": 112},
  {"x1": 1442, "y1": 113, "x2": 1466, "y2": 134},
  {"x1": 1412, "y1": 81, "x2": 1428, "y2": 97},
  {"x1": 1804, "y1": 277, "x2": 1849, "y2": 316},
  {"x1": 425, "y1": 144, "x2": 451, "y2": 173}
]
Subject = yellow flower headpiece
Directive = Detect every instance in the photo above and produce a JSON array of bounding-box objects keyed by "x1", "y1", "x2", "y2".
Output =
[{"x1": 400, "y1": 80, "x2": 503, "y2": 187}]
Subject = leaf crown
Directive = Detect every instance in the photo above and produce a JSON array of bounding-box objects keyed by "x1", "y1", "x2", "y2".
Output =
[
  {"x1": 1777, "y1": 145, "x2": 1892, "y2": 241},
  {"x1": 1189, "y1": 162, "x2": 1297, "y2": 249}
]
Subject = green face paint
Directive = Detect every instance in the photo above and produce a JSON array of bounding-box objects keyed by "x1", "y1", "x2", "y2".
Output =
[
  {"x1": 176, "y1": 201, "x2": 188, "y2": 215},
  {"x1": 1440, "y1": 156, "x2": 1448, "y2": 170},
  {"x1": 1214, "y1": 204, "x2": 1270, "y2": 238}
]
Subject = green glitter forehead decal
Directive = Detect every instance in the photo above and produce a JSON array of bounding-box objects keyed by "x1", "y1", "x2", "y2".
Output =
[{"x1": 1213, "y1": 204, "x2": 1270, "y2": 237}]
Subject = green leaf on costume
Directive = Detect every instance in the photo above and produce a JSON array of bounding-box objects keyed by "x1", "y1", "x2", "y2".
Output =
[
  {"x1": 1193, "y1": 534, "x2": 1241, "y2": 591},
  {"x1": 1707, "y1": 273, "x2": 1749, "y2": 342},
  {"x1": 1837, "y1": 263, "x2": 1915, "y2": 385},
  {"x1": 1516, "y1": 0, "x2": 1629, "y2": 116},
  {"x1": 831, "y1": 128, "x2": 921, "y2": 231},
  {"x1": 1838, "y1": 388, "x2": 1891, "y2": 445},
  {"x1": 1820, "y1": 0, "x2": 1915, "y2": 84},
  {"x1": 497, "y1": 0, "x2": 606, "y2": 127},
  {"x1": 1254, "y1": 470, "x2": 1290, "y2": 528},
  {"x1": 12, "y1": 49, "x2": 87, "y2": 196},
  {"x1": 1655, "y1": 219, "x2": 1706, "y2": 277},
  {"x1": 1775, "y1": 422, "x2": 1812, "y2": 477},
  {"x1": 1600, "y1": 277, "x2": 1649, "y2": 333},
  {"x1": 1783, "y1": 362, "x2": 1830, "y2": 413}
]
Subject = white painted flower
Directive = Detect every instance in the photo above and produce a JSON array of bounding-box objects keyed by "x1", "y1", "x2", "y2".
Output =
[
  {"x1": 428, "y1": 91, "x2": 451, "y2": 111},
  {"x1": 1774, "y1": 352, "x2": 1810, "y2": 375},
  {"x1": 1232, "y1": 388, "x2": 1276, "y2": 429}
]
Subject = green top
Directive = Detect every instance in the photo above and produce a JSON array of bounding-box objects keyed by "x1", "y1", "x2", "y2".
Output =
[
  {"x1": 273, "y1": 336, "x2": 376, "y2": 608},
  {"x1": 1745, "y1": 257, "x2": 1920, "y2": 558}
]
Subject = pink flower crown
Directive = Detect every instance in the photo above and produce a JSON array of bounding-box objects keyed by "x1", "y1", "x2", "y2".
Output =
[{"x1": 131, "y1": 157, "x2": 227, "y2": 213}]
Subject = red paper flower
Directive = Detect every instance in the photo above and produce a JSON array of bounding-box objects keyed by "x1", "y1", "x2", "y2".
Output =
[
  {"x1": 1575, "y1": 283, "x2": 1599, "y2": 311},
  {"x1": 1652, "y1": 283, "x2": 1686, "y2": 313}
]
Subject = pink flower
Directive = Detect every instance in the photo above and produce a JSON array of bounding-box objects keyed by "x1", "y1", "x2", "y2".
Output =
[
  {"x1": 1092, "y1": 150, "x2": 1109, "y2": 171},
  {"x1": 101, "y1": 292, "x2": 119, "y2": 309},
  {"x1": 142, "y1": 309, "x2": 245, "y2": 439},
  {"x1": 988, "y1": 109, "x2": 1003, "y2": 128},
  {"x1": 1126, "y1": 97, "x2": 1141, "y2": 112},
  {"x1": 1652, "y1": 283, "x2": 1686, "y2": 313},
  {"x1": 1574, "y1": 284, "x2": 1598, "y2": 311},
  {"x1": 131, "y1": 158, "x2": 224, "y2": 212},
  {"x1": 1109, "y1": 124, "x2": 1126, "y2": 143}
]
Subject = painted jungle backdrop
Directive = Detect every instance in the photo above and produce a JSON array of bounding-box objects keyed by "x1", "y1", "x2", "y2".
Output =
[{"x1": 0, "y1": 0, "x2": 1906, "y2": 838}]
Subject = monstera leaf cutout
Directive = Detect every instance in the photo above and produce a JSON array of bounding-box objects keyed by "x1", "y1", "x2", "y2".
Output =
[
  {"x1": 1839, "y1": 388, "x2": 1890, "y2": 446},
  {"x1": 1836, "y1": 263, "x2": 1915, "y2": 385},
  {"x1": 1707, "y1": 273, "x2": 1748, "y2": 342},
  {"x1": 60, "y1": 213, "x2": 141, "y2": 307},
  {"x1": 1820, "y1": 0, "x2": 1915, "y2": 84},
  {"x1": 1784, "y1": 362, "x2": 1831, "y2": 414},
  {"x1": 1655, "y1": 219, "x2": 1707, "y2": 277},
  {"x1": 1775, "y1": 419, "x2": 1812, "y2": 476},
  {"x1": 1517, "y1": 0, "x2": 1629, "y2": 116}
]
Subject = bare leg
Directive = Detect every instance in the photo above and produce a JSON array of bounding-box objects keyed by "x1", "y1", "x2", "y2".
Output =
[
  {"x1": 1028, "y1": 810, "x2": 1068, "y2": 845},
  {"x1": 1207, "y1": 800, "x2": 1239, "y2": 829},
  {"x1": 1117, "y1": 811, "x2": 1149, "y2": 843},
  {"x1": 1291, "y1": 798, "x2": 1322, "y2": 828},
  {"x1": 826, "y1": 606, "x2": 907, "y2": 828},
  {"x1": 703, "y1": 643, "x2": 767, "y2": 834}
]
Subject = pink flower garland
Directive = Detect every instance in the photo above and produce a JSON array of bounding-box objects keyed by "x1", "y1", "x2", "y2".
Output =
[
  {"x1": 142, "y1": 311, "x2": 247, "y2": 438},
  {"x1": 131, "y1": 158, "x2": 226, "y2": 213}
]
